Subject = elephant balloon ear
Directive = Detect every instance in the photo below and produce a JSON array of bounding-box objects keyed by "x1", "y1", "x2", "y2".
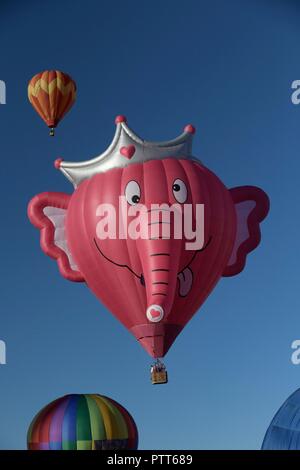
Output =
[
  {"x1": 222, "y1": 186, "x2": 269, "y2": 277},
  {"x1": 28, "y1": 192, "x2": 85, "y2": 282}
]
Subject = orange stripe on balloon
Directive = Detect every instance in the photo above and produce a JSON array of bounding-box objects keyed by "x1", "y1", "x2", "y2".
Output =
[{"x1": 28, "y1": 70, "x2": 76, "y2": 128}]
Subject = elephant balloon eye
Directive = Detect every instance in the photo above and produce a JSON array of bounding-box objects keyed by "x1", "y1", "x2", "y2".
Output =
[
  {"x1": 125, "y1": 180, "x2": 141, "y2": 205},
  {"x1": 172, "y1": 179, "x2": 187, "y2": 203}
]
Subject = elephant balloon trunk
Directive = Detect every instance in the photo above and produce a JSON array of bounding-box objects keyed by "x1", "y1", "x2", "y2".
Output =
[{"x1": 131, "y1": 232, "x2": 183, "y2": 358}]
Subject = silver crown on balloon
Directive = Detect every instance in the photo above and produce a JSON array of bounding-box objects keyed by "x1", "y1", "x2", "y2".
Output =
[{"x1": 55, "y1": 115, "x2": 198, "y2": 187}]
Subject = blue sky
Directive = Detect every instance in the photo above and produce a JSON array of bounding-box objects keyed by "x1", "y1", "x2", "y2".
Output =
[{"x1": 0, "y1": 0, "x2": 300, "y2": 449}]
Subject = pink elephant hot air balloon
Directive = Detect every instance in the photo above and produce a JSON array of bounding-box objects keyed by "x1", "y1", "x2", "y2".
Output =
[{"x1": 28, "y1": 116, "x2": 269, "y2": 367}]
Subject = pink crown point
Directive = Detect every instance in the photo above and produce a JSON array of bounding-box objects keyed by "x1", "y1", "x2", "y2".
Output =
[
  {"x1": 184, "y1": 124, "x2": 196, "y2": 134},
  {"x1": 54, "y1": 158, "x2": 63, "y2": 169},
  {"x1": 115, "y1": 115, "x2": 127, "y2": 124}
]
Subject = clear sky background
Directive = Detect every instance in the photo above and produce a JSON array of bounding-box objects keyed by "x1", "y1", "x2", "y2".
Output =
[{"x1": 0, "y1": 0, "x2": 299, "y2": 450}]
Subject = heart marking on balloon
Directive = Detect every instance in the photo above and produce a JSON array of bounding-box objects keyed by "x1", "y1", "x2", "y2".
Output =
[
  {"x1": 149, "y1": 309, "x2": 161, "y2": 318},
  {"x1": 146, "y1": 304, "x2": 164, "y2": 322},
  {"x1": 120, "y1": 145, "x2": 136, "y2": 159}
]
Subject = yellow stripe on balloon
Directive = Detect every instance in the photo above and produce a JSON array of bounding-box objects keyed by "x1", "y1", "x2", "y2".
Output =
[
  {"x1": 91, "y1": 395, "x2": 115, "y2": 440},
  {"x1": 28, "y1": 79, "x2": 76, "y2": 98},
  {"x1": 85, "y1": 395, "x2": 106, "y2": 441},
  {"x1": 99, "y1": 396, "x2": 128, "y2": 439},
  {"x1": 91, "y1": 395, "x2": 128, "y2": 440}
]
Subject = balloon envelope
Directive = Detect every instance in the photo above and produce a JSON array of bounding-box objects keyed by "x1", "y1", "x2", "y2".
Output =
[
  {"x1": 27, "y1": 394, "x2": 138, "y2": 450},
  {"x1": 28, "y1": 118, "x2": 269, "y2": 359},
  {"x1": 28, "y1": 70, "x2": 76, "y2": 132},
  {"x1": 262, "y1": 388, "x2": 300, "y2": 450}
]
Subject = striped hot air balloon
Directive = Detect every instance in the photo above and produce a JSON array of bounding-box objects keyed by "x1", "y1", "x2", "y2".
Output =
[
  {"x1": 27, "y1": 394, "x2": 138, "y2": 450},
  {"x1": 28, "y1": 70, "x2": 76, "y2": 136}
]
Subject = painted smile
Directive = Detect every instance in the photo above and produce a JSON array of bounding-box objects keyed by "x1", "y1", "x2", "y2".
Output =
[{"x1": 93, "y1": 236, "x2": 212, "y2": 297}]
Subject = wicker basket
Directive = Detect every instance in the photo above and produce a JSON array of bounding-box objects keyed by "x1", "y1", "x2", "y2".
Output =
[{"x1": 151, "y1": 369, "x2": 168, "y2": 385}]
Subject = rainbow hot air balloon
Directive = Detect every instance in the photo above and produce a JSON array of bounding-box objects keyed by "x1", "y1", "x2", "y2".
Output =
[
  {"x1": 28, "y1": 70, "x2": 76, "y2": 136},
  {"x1": 27, "y1": 394, "x2": 138, "y2": 450}
]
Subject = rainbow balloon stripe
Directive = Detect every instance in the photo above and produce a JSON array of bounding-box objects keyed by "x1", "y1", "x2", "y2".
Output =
[{"x1": 27, "y1": 394, "x2": 138, "y2": 450}]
